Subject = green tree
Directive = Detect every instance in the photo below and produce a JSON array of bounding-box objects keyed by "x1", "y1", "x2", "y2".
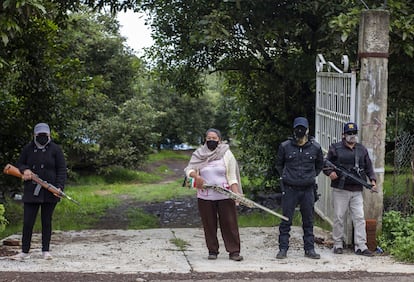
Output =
[
  {"x1": 140, "y1": 0, "x2": 414, "y2": 189},
  {"x1": 140, "y1": 0, "x2": 351, "y2": 188},
  {"x1": 328, "y1": 0, "x2": 414, "y2": 138},
  {"x1": 0, "y1": 8, "x2": 157, "y2": 186},
  {"x1": 53, "y1": 11, "x2": 158, "y2": 170},
  {"x1": 0, "y1": 16, "x2": 72, "y2": 164},
  {"x1": 92, "y1": 97, "x2": 161, "y2": 169},
  {"x1": 147, "y1": 73, "x2": 228, "y2": 149}
]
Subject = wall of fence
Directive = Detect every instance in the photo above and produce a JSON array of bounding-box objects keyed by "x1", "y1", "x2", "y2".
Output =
[{"x1": 386, "y1": 132, "x2": 414, "y2": 215}]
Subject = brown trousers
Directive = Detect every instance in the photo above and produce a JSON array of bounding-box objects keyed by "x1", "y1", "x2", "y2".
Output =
[{"x1": 197, "y1": 198, "x2": 241, "y2": 256}]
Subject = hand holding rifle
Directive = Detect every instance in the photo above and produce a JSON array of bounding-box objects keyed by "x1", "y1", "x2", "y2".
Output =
[
  {"x1": 3, "y1": 164, "x2": 80, "y2": 205},
  {"x1": 183, "y1": 176, "x2": 288, "y2": 221},
  {"x1": 324, "y1": 159, "x2": 377, "y2": 193}
]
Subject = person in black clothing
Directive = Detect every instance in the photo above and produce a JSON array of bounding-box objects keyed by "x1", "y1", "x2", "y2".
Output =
[
  {"x1": 10, "y1": 123, "x2": 67, "y2": 261},
  {"x1": 275, "y1": 117, "x2": 324, "y2": 259},
  {"x1": 323, "y1": 122, "x2": 377, "y2": 256}
]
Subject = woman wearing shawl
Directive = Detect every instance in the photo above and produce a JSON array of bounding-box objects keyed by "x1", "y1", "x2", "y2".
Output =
[{"x1": 184, "y1": 128, "x2": 244, "y2": 261}]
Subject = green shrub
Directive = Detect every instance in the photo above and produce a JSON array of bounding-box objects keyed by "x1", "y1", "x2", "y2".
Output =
[
  {"x1": 0, "y1": 200, "x2": 22, "y2": 238},
  {"x1": 0, "y1": 204, "x2": 8, "y2": 233},
  {"x1": 99, "y1": 166, "x2": 161, "y2": 184},
  {"x1": 379, "y1": 210, "x2": 414, "y2": 262}
]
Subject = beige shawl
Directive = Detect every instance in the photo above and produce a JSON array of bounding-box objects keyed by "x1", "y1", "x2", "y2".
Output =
[{"x1": 185, "y1": 143, "x2": 243, "y2": 193}]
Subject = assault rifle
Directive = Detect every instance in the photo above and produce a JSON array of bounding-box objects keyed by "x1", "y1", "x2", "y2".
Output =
[
  {"x1": 3, "y1": 164, "x2": 80, "y2": 205},
  {"x1": 203, "y1": 184, "x2": 289, "y2": 221},
  {"x1": 323, "y1": 159, "x2": 376, "y2": 192}
]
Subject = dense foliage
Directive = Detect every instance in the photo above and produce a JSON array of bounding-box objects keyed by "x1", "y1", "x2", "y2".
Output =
[
  {"x1": 3, "y1": 0, "x2": 414, "y2": 190},
  {"x1": 0, "y1": 11, "x2": 150, "y2": 171},
  {"x1": 0, "y1": 2, "x2": 226, "y2": 197},
  {"x1": 139, "y1": 0, "x2": 414, "y2": 189},
  {"x1": 379, "y1": 210, "x2": 414, "y2": 262},
  {"x1": 328, "y1": 0, "x2": 414, "y2": 140},
  {"x1": 0, "y1": 204, "x2": 7, "y2": 232}
]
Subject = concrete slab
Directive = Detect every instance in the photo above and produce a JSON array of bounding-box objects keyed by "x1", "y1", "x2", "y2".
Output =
[{"x1": 1, "y1": 227, "x2": 413, "y2": 274}]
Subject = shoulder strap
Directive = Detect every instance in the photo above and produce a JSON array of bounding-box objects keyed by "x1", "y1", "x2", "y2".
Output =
[{"x1": 354, "y1": 143, "x2": 364, "y2": 168}]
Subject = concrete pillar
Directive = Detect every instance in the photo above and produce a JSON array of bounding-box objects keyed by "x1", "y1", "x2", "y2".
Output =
[{"x1": 357, "y1": 10, "x2": 389, "y2": 228}]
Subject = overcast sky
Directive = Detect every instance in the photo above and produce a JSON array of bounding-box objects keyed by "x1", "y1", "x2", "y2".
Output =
[{"x1": 117, "y1": 10, "x2": 154, "y2": 55}]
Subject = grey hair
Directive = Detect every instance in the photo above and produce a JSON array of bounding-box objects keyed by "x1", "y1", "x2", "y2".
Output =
[{"x1": 205, "y1": 128, "x2": 222, "y2": 140}]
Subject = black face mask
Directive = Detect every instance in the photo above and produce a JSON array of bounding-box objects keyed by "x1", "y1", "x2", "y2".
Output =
[
  {"x1": 206, "y1": 140, "x2": 219, "y2": 151},
  {"x1": 35, "y1": 135, "x2": 50, "y2": 146},
  {"x1": 294, "y1": 126, "x2": 307, "y2": 139}
]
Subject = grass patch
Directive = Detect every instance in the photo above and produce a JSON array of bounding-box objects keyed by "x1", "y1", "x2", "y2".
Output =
[
  {"x1": 100, "y1": 166, "x2": 162, "y2": 184},
  {"x1": 239, "y1": 212, "x2": 282, "y2": 227},
  {"x1": 383, "y1": 171, "x2": 412, "y2": 197},
  {"x1": 239, "y1": 209, "x2": 332, "y2": 231},
  {"x1": 126, "y1": 207, "x2": 159, "y2": 229},
  {"x1": 148, "y1": 150, "x2": 191, "y2": 162},
  {"x1": 71, "y1": 175, "x2": 107, "y2": 186},
  {"x1": 154, "y1": 164, "x2": 174, "y2": 175},
  {"x1": 0, "y1": 180, "x2": 195, "y2": 239},
  {"x1": 170, "y1": 234, "x2": 190, "y2": 251},
  {"x1": 95, "y1": 180, "x2": 195, "y2": 202},
  {"x1": 53, "y1": 188, "x2": 121, "y2": 230}
]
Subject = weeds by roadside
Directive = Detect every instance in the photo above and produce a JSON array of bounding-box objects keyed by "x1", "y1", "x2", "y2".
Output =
[{"x1": 170, "y1": 231, "x2": 191, "y2": 251}]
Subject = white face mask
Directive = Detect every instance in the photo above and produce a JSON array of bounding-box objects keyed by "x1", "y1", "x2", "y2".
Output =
[{"x1": 345, "y1": 135, "x2": 358, "y2": 144}]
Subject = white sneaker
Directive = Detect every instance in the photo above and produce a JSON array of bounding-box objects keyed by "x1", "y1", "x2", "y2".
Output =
[
  {"x1": 42, "y1": 251, "x2": 53, "y2": 260},
  {"x1": 10, "y1": 252, "x2": 30, "y2": 261}
]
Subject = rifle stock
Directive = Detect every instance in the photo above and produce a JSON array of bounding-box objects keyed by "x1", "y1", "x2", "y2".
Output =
[
  {"x1": 3, "y1": 164, "x2": 80, "y2": 205},
  {"x1": 3, "y1": 164, "x2": 22, "y2": 178}
]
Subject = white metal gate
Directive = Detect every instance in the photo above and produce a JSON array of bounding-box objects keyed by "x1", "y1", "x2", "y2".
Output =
[{"x1": 314, "y1": 54, "x2": 359, "y2": 243}]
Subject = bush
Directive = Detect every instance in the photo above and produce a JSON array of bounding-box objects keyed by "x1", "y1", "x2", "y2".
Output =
[
  {"x1": 0, "y1": 204, "x2": 8, "y2": 233},
  {"x1": 379, "y1": 210, "x2": 414, "y2": 262}
]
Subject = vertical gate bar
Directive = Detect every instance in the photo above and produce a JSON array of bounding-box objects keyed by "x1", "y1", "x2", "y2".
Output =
[{"x1": 314, "y1": 56, "x2": 357, "y2": 240}]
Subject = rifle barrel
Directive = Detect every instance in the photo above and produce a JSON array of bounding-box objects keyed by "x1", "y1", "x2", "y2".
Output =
[{"x1": 204, "y1": 185, "x2": 289, "y2": 221}]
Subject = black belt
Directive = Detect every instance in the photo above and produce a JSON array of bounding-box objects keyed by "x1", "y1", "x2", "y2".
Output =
[{"x1": 285, "y1": 184, "x2": 312, "y2": 191}]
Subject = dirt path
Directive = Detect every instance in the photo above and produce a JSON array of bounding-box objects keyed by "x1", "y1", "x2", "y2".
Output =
[{"x1": 92, "y1": 150, "x2": 200, "y2": 230}]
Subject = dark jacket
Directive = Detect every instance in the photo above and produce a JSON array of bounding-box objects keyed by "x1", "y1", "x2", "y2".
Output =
[
  {"x1": 276, "y1": 136, "x2": 324, "y2": 187},
  {"x1": 324, "y1": 139, "x2": 376, "y2": 192},
  {"x1": 17, "y1": 140, "x2": 67, "y2": 203}
]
